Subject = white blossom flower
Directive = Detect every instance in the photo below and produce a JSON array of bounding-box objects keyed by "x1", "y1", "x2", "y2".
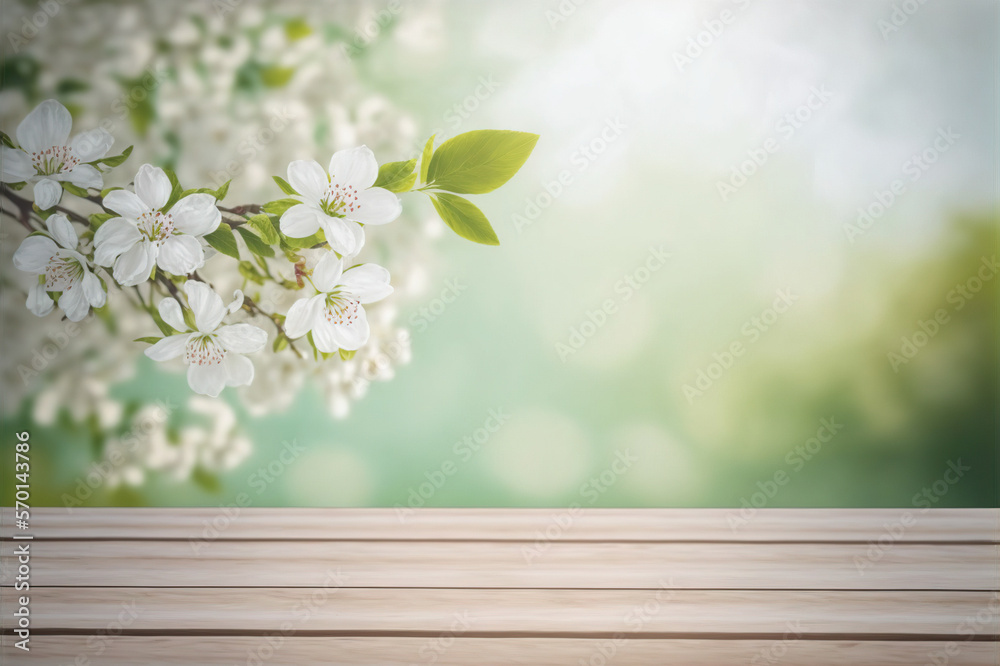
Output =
[
  {"x1": 284, "y1": 252, "x2": 393, "y2": 353},
  {"x1": 144, "y1": 281, "x2": 267, "y2": 397},
  {"x1": 94, "y1": 164, "x2": 221, "y2": 286},
  {"x1": 12, "y1": 213, "x2": 107, "y2": 321},
  {"x1": 280, "y1": 145, "x2": 402, "y2": 256},
  {"x1": 1, "y1": 99, "x2": 113, "y2": 210}
]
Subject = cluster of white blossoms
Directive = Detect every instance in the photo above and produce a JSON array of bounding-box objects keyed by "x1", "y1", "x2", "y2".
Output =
[
  {"x1": 7, "y1": 99, "x2": 400, "y2": 399},
  {"x1": 95, "y1": 397, "x2": 251, "y2": 488},
  {"x1": 2, "y1": 2, "x2": 533, "y2": 490},
  {"x1": 2, "y1": 1, "x2": 436, "y2": 430}
]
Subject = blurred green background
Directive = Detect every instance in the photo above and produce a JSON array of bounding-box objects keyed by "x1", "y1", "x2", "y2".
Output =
[{"x1": 1, "y1": 0, "x2": 996, "y2": 508}]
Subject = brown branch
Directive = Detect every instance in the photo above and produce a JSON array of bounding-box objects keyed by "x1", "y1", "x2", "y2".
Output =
[
  {"x1": 242, "y1": 294, "x2": 302, "y2": 359},
  {"x1": 220, "y1": 204, "x2": 262, "y2": 216},
  {"x1": 1, "y1": 185, "x2": 35, "y2": 231},
  {"x1": 155, "y1": 273, "x2": 183, "y2": 304},
  {"x1": 2, "y1": 183, "x2": 94, "y2": 227}
]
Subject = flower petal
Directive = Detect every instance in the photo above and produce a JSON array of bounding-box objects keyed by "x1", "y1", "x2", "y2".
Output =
[
  {"x1": 171, "y1": 193, "x2": 221, "y2": 236},
  {"x1": 184, "y1": 280, "x2": 226, "y2": 333},
  {"x1": 286, "y1": 159, "x2": 328, "y2": 203},
  {"x1": 0, "y1": 146, "x2": 34, "y2": 182},
  {"x1": 329, "y1": 306, "x2": 371, "y2": 351},
  {"x1": 93, "y1": 217, "x2": 141, "y2": 266},
  {"x1": 13, "y1": 236, "x2": 58, "y2": 273},
  {"x1": 340, "y1": 263, "x2": 393, "y2": 303},
  {"x1": 158, "y1": 296, "x2": 187, "y2": 332},
  {"x1": 348, "y1": 186, "x2": 401, "y2": 225},
  {"x1": 46, "y1": 213, "x2": 78, "y2": 250},
  {"x1": 82, "y1": 272, "x2": 107, "y2": 308},
  {"x1": 187, "y1": 363, "x2": 227, "y2": 397},
  {"x1": 157, "y1": 235, "x2": 205, "y2": 276},
  {"x1": 310, "y1": 316, "x2": 341, "y2": 354},
  {"x1": 33, "y1": 178, "x2": 62, "y2": 210},
  {"x1": 283, "y1": 294, "x2": 325, "y2": 339},
  {"x1": 103, "y1": 189, "x2": 148, "y2": 219},
  {"x1": 17, "y1": 99, "x2": 72, "y2": 153},
  {"x1": 346, "y1": 221, "x2": 365, "y2": 256},
  {"x1": 26, "y1": 283, "x2": 54, "y2": 317},
  {"x1": 145, "y1": 333, "x2": 191, "y2": 362},
  {"x1": 113, "y1": 241, "x2": 157, "y2": 286},
  {"x1": 65, "y1": 163, "x2": 103, "y2": 190},
  {"x1": 217, "y1": 323, "x2": 267, "y2": 354},
  {"x1": 222, "y1": 352, "x2": 254, "y2": 388},
  {"x1": 311, "y1": 252, "x2": 343, "y2": 293},
  {"x1": 70, "y1": 128, "x2": 114, "y2": 162},
  {"x1": 58, "y1": 281, "x2": 90, "y2": 322},
  {"x1": 227, "y1": 289, "x2": 244, "y2": 314},
  {"x1": 320, "y1": 217, "x2": 363, "y2": 257},
  {"x1": 314, "y1": 306, "x2": 370, "y2": 352},
  {"x1": 279, "y1": 203, "x2": 324, "y2": 238},
  {"x1": 329, "y1": 145, "x2": 378, "y2": 189},
  {"x1": 134, "y1": 163, "x2": 171, "y2": 210}
]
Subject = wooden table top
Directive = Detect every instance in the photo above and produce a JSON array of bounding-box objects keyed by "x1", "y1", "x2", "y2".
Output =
[{"x1": 2, "y1": 508, "x2": 998, "y2": 664}]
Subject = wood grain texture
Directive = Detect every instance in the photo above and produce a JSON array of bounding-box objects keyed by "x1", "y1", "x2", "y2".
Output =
[
  {"x1": 3, "y1": 507, "x2": 997, "y2": 542},
  {"x1": 1, "y1": 509, "x2": 997, "y2": 665},
  {"x1": 3, "y1": 636, "x2": 999, "y2": 666},
  {"x1": 3, "y1": 588, "x2": 997, "y2": 636},
  {"x1": 2, "y1": 540, "x2": 996, "y2": 589}
]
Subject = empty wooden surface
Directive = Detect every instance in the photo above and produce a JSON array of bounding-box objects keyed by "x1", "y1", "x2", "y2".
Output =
[{"x1": 2, "y1": 508, "x2": 998, "y2": 665}]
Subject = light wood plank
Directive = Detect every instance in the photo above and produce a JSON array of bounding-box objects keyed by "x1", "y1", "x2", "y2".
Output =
[
  {"x1": 2, "y1": 541, "x2": 996, "y2": 589},
  {"x1": 4, "y1": 508, "x2": 997, "y2": 542},
  {"x1": 3, "y1": 636, "x2": 997, "y2": 665},
  {"x1": 2, "y1": 588, "x2": 996, "y2": 636}
]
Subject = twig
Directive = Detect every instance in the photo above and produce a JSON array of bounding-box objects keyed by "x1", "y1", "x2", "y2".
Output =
[
  {"x1": 220, "y1": 204, "x2": 262, "y2": 216},
  {"x1": 242, "y1": 294, "x2": 303, "y2": 359},
  {"x1": 1, "y1": 185, "x2": 37, "y2": 231},
  {"x1": 2, "y1": 184, "x2": 93, "y2": 227}
]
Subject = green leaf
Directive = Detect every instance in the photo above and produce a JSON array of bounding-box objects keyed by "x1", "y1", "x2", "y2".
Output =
[
  {"x1": 373, "y1": 159, "x2": 417, "y2": 193},
  {"x1": 260, "y1": 65, "x2": 295, "y2": 88},
  {"x1": 6, "y1": 180, "x2": 26, "y2": 191},
  {"x1": 134, "y1": 336, "x2": 162, "y2": 345},
  {"x1": 62, "y1": 182, "x2": 90, "y2": 197},
  {"x1": 306, "y1": 331, "x2": 319, "y2": 360},
  {"x1": 427, "y1": 130, "x2": 538, "y2": 194},
  {"x1": 214, "y1": 179, "x2": 231, "y2": 201},
  {"x1": 151, "y1": 306, "x2": 176, "y2": 336},
  {"x1": 238, "y1": 260, "x2": 266, "y2": 285},
  {"x1": 285, "y1": 17, "x2": 313, "y2": 41},
  {"x1": 246, "y1": 214, "x2": 280, "y2": 244},
  {"x1": 162, "y1": 168, "x2": 184, "y2": 211},
  {"x1": 89, "y1": 213, "x2": 115, "y2": 230},
  {"x1": 305, "y1": 331, "x2": 335, "y2": 360},
  {"x1": 430, "y1": 193, "x2": 499, "y2": 245},
  {"x1": 203, "y1": 224, "x2": 240, "y2": 259},
  {"x1": 419, "y1": 135, "x2": 435, "y2": 183},
  {"x1": 0, "y1": 131, "x2": 14, "y2": 148},
  {"x1": 181, "y1": 179, "x2": 230, "y2": 201},
  {"x1": 120, "y1": 77, "x2": 156, "y2": 136},
  {"x1": 3, "y1": 56, "x2": 40, "y2": 103},
  {"x1": 56, "y1": 78, "x2": 90, "y2": 96},
  {"x1": 281, "y1": 229, "x2": 325, "y2": 249},
  {"x1": 100, "y1": 186, "x2": 122, "y2": 198},
  {"x1": 262, "y1": 198, "x2": 299, "y2": 216},
  {"x1": 339, "y1": 348, "x2": 356, "y2": 361},
  {"x1": 191, "y1": 468, "x2": 221, "y2": 493},
  {"x1": 272, "y1": 334, "x2": 289, "y2": 352},
  {"x1": 182, "y1": 306, "x2": 197, "y2": 331},
  {"x1": 272, "y1": 175, "x2": 298, "y2": 196},
  {"x1": 235, "y1": 226, "x2": 275, "y2": 258},
  {"x1": 96, "y1": 145, "x2": 133, "y2": 168}
]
